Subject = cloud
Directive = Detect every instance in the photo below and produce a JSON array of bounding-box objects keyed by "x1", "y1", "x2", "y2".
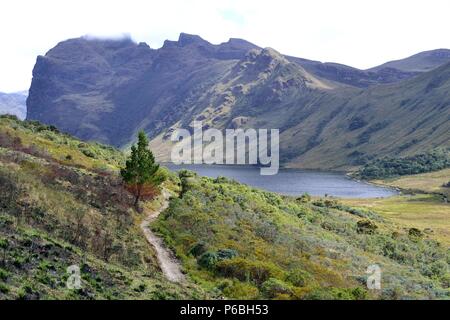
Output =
[
  {"x1": 0, "y1": 0, "x2": 449, "y2": 92},
  {"x1": 219, "y1": 9, "x2": 246, "y2": 26}
]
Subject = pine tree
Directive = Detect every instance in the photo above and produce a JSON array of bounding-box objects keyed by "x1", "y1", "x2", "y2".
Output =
[{"x1": 121, "y1": 131, "x2": 163, "y2": 208}]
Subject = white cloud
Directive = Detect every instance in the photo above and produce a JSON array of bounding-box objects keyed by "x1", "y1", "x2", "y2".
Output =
[{"x1": 0, "y1": 0, "x2": 449, "y2": 92}]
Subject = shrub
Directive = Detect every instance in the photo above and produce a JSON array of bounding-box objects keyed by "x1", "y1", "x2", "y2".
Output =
[
  {"x1": 408, "y1": 228, "x2": 423, "y2": 240},
  {"x1": 178, "y1": 170, "x2": 197, "y2": 179},
  {"x1": 0, "y1": 238, "x2": 9, "y2": 250},
  {"x1": 303, "y1": 287, "x2": 367, "y2": 300},
  {"x1": 357, "y1": 219, "x2": 378, "y2": 234},
  {"x1": 286, "y1": 269, "x2": 312, "y2": 287},
  {"x1": 197, "y1": 249, "x2": 238, "y2": 270},
  {"x1": 296, "y1": 193, "x2": 311, "y2": 203},
  {"x1": 81, "y1": 148, "x2": 96, "y2": 158},
  {"x1": 217, "y1": 249, "x2": 238, "y2": 260},
  {"x1": 0, "y1": 268, "x2": 10, "y2": 281},
  {"x1": 0, "y1": 283, "x2": 9, "y2": 294},
  {"x1": 222, "y1": 281, "x2": 259, "y2": 299},
  {"x1": 215, "y1": 258, "x2": 282, "y2": 285},
  {"x1": 189, "y1": 242, "x2": 208, "y2": 257},
  {"x1": 261, "y1": 278, "x2": 292, "y2": 298},
  {"x1": 198, "y1": 251, "x2": 219, "y2": 270}
]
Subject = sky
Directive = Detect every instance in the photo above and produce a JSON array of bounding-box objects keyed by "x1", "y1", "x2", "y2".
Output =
[{"x1": 1, "y1": 0, "x2": 450, "y2": 92}]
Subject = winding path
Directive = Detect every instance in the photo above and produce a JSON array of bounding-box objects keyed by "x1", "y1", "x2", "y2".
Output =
[{"x1": 140, "y1": 190, "x2": 185, "y2": 283}]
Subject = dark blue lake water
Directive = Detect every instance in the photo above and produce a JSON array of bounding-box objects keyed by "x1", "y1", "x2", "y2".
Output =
[{"x1": 164, "y1": 164, "x2": 396, "y2": 198}]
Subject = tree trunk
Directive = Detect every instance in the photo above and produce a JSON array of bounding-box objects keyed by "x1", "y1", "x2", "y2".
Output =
[{"x1": 134, "y1": 185, "x2": 142, "y2": 209}]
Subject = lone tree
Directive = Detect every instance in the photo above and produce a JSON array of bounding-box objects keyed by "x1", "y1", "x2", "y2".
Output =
[{"x1": 121, "y1": 131, "x2": 163, "y2": 209}]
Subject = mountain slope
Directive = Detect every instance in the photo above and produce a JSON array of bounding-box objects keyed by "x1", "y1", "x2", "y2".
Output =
[
  {"x1": 280, "y1": 62, "x2": 450, "y2": 168},
  {"x1": 369, "y1": 49, "x2": 450, "y2": 73},
  {"x1": 287, "y1": 57, "x2": 419, "y2": 88},
  {"x1": 152, "y1": 171, "x2": 449, "y2": 299},
  {"x1": 0, "y1": 91, "x2": 27, "y2": 120},
  {"x1": 1, "y1": 116, "x2": 448, "y2": 300},
  {"x1": 0, "y1": 115, "x2": 205, "y2": 299},
  {"x1": 291, "y1": 49, "x2": 450, "y2": 88},
  {"x1": 26, "y1": 34, "x2": 450, "y2": 169},
  {"x1": 151, "y1": 53, "x2": 450, "y2": 169},
  {"x1": 27, "y1": 34, "x2": 261, "y2": 147}
]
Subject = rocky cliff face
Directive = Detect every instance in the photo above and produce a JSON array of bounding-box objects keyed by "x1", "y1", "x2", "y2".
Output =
[
  {"x1": 27, "y1": 34, "x2": 450, "y2": 168},
  {"x1": 27, "y1": 37, "x2": 156, "y2": 144},
  {"x1": 27, "y1": 34, "x2": 264, "y2": 146}
]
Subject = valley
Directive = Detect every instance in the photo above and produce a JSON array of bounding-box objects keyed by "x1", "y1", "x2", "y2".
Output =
[
  {"x1": 0, "y1": 33, "x2": 449, "y2": 302},
  {"x1": 1, "y1": 116, "x2": 447, "y2": 300}
]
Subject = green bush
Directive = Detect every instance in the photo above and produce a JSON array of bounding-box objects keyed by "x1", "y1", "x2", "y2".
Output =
[
  {"x1": 215, "y1": 258, "x2": 283, "y2": 285},
  {"x1": 296, "y1": 193, "x2": 311, "y2": 203},
  {"x1": 80, "y1": 148, "x2": 96, "y2": 158},
  {"x1": 286, "y1": 268, "x2": 312, "y2": 287},
  {"x1": 408, "y1": 228, "x2": 423, "y2": 240},
  {"x1": 189, "y1": 242, "x2": 208, "y2": 257},
  {"x1": 198, "y1": 251, "x2": 219, "y2": 270},
  {"x1": 217, "y1": 249, "x2": 238, "y2": 260},
  {"x1": 357, "y1": 219, "x2": 378, "y2": 234},
  {"x1": 358, "y1": 149, "x2": 450, "y2": 179},
  {"x1": 304, "y1": 287, "x2": 367, "y2": 300},
  {"x1": 197, "y1": 249, "x2": 238, "y2": 270},
  {"x1": 0, "y1": 283, "x2": 9, "y2": 294},
  {"x1": 0, "y1": 268, "x2": 10, "y2": 281},
  {"x1": 222, "y1": 281, "x2": 259, "y2": 299},
  {"x1": 261, "y1": 278, "x2": 292, "y2": 298}
]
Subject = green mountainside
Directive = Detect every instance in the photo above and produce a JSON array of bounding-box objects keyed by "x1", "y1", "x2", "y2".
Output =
[
  {"x1": 0, "y1": 116, "x2": 204, "y2": 299},
  {"x1": 153, "y1": 171, "x2": 449, "y2": 299},
  {"x1": 1, "y1": 116, "x2": 447, "y2": 300}
]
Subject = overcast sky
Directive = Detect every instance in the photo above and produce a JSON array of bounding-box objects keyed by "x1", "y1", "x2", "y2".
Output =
[{"x1": 1, "y1": 0, "x2": 450, "y2": 92}]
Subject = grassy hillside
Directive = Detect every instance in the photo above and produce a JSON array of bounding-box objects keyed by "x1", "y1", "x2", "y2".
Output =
[
  {"x1": 1, "y1": 116, "x2": 448, "y2": 300},
  {"x1": 0, "y1": 115, "x2": 204, "y2": 299},
  {"x1": 343, "y1": 194, "x2": 450, "y2": 247},
  {"x1": 344, "y1": 167, "x2": 450, "y2": 246},
  {"x1": 371, "y1": 168, "x2": 450, "y2": 197},
  {"x1": 153, "y1": 171, "x2": 449, "y2": 300}
]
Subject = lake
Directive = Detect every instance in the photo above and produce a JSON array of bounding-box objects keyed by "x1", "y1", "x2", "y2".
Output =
[{"x1": 164, "y1": 164, "x2": 397, "y2": 198}]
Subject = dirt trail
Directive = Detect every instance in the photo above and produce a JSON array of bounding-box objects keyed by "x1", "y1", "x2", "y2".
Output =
[{"x1": 140, "y1": 190, "x2": 185, "y2": 283}]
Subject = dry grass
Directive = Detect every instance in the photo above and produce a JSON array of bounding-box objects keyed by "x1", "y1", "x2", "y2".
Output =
[
  {"x1": 342, "y1": 194, "x2": 450, "y2": 246},
  {"x1": 373, "y1": 168, "x2": 450, "y2": 197}
]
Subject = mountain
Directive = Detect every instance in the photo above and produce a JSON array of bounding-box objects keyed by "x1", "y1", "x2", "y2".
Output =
[
  {"x1": 26, "y1": 34, "x2": 260, "y2": 147},
  {"x1": 278, "y1": 62, "x2": 450, "y2": 168},
  {"x1": 368, "y1": 49, "x2": 450, "y2": 73},
  {"x1": 26, "y1": 34, "x2": 450, "y2": 169},
  {"x1": 287, "y1": 57, "x2": 419, "y2": 88},
  {"x1": 291, "y1": 49, "x2": 450, "y2": 88},
  {"x1": 0, "y1": 91, "x2": 27, "y2": 120}
]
